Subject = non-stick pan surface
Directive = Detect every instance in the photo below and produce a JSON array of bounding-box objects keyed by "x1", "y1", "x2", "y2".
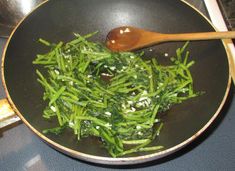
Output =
[{"x1": 2, "y1": 0, "x2": 230, "y2": 165}]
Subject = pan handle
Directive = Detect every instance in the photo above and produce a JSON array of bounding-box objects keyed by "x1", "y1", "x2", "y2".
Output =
[{"x1": 0, "y1": 98, "x2": 21, "y2": 130}]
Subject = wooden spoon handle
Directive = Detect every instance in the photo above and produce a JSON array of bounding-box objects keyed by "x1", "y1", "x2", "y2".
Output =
[{"x1": 161, "y1": 31, "x2": 235, "y2": 42}]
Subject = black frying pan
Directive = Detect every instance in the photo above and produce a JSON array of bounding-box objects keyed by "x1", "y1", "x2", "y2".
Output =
[{"x1": 1, "y1": 0, "x2": 231, "y2": 165}]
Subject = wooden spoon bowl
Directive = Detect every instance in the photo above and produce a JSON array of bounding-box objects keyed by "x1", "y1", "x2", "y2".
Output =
[{"x1": 106, "y1": 26, "x2": 235, "y2": 52}]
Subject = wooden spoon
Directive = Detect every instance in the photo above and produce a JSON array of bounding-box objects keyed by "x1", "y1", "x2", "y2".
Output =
[{"x1": 106, "y1": 26, "x2": 235, "y2": 52}]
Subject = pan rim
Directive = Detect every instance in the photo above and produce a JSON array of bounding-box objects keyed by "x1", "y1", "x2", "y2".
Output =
[{"x1": 1, "y1": 0, "x2": 232, "y2": 165}]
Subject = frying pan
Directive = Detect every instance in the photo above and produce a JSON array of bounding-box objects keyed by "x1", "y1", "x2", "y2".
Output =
[{"x1": 1, "y1": 0, "x2": 231, "y2": 165}]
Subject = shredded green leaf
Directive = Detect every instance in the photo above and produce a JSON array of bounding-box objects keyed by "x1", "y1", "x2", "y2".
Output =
[{"x1": 33, "y1": 32, "x2": 201, "y2": 157}]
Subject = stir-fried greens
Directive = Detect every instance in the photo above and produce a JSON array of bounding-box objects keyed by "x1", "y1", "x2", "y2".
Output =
[{"x1": 33, "y1": 32, "x2": 200, "y2": 157}]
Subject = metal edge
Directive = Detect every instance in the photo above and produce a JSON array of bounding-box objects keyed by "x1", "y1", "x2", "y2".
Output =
[
  {"x1": 1, "y1": 0, "x2": 232, "y2": 165},
  {"x1": 204, "y1": 0, "x2": 235, "y2": 84}
]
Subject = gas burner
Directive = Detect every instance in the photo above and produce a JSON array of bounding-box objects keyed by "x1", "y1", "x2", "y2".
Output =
[{"x1": 218, "y1": 0, "x2": 235, "y2": 30}]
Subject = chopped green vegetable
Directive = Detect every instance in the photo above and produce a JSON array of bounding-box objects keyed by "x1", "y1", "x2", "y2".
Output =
[{"x1": 33, "y1": 32, "x2": 201, "y2": 157}]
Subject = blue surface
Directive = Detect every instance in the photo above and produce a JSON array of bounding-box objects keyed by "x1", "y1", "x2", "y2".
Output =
[
  {"x1": 0, "y1": 39, "x2": 6, "y2": 98},
  {"x1": 1, "y1": 1, "x2": 235, "y2": 170}
]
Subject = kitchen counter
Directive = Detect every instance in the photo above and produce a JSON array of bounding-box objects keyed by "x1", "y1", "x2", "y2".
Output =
[{"x1": 0, "y1": 1, "x2": 235, "y2": 170}]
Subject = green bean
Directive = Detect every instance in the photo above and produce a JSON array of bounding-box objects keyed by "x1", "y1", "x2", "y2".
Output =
[
  {"x1": 33, "y1": 33, "x2": 201, "y2": 157},
  {"x1": 49, "y1": 86, "x2": 66, "y2": 106},
  {"x1": 122, "y1": 139, "x2": 150, "y2": 145},
  {"x1": 38, "y1": 38, "x2": 51, "y2": 46}
]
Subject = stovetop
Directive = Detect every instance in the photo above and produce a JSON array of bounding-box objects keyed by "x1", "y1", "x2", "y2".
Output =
[
  {"x1": 0, "y1": 0, "x2": 234, "y2": 38},
  {"x1": 0, "y1": 1, "x2": 235, "y2": 171},
  {"x1": 218, "y1": 0, "x2": 235, "y2": 30}
]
